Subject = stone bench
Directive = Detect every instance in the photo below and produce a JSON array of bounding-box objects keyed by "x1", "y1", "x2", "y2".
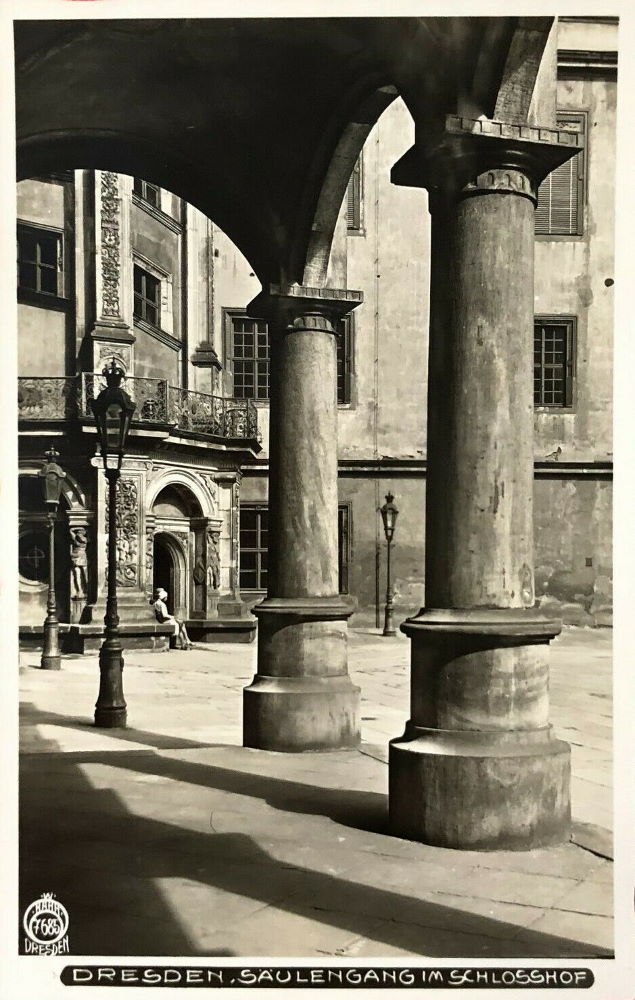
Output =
[{"x1": 19, "y1": 622, "x2": 174, "y2": 654}]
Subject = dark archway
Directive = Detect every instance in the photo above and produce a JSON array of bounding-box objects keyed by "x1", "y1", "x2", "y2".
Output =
[{"x1": 153, "y1": 535, "x2": 176, "y2": 615}]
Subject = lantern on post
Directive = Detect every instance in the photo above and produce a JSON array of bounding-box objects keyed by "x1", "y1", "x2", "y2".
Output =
[
  {"x1": 380, "y1": 492, "x2": 399, "y2": 637},
  {"x1": 90, "y1": 361, "x2": 136, "y2": 727},
  {"x1": 38, "y1": 446, "x2": 66, "y2": 670}
]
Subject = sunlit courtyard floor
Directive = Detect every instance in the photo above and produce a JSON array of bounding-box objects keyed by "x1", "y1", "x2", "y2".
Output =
[{"x1": 19, "y1": 627, "x2": 613, "y2": 958}]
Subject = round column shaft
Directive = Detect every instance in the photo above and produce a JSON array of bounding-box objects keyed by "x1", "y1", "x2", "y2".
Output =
[
  {"x1": 390, "y1": 132, "x2": 576, "y2": 850},
  {"x1": 243, "y1": 286, "x2": 362, "y2": 751}
]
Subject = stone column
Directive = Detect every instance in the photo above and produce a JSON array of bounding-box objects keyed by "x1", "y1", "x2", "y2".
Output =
[
  {"x1": 389, "y1": 116, "x2": 583, "y2": 849},
  {"x1": 243, "y1": 284, "x2": 362, "y2": 751}
]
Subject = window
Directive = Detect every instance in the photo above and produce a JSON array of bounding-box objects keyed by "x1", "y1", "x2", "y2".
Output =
[
  {"x1": 228, "y1": 313, "x2": 352, "y2": 404},
  {"x1": 19, "y1": 530, "x2": 49, "y2": 583},
  {"x1": 534, "y1": 317, "x2": 576, "y2": 408},
  {"x1": 337, "y1": 317, "x2": 353, "y2": 405},
  {"x1": 240, "y1": 504, "x2": 351, "y2": 593},
  {"x1": 239, "y1": 505, "x2": 268, "y2": 590},
  {"x1": 133, "y1": 178, "x2": 160, "y2": 208},
  {"x1": 134, "y1": 264, "x2": 161, "y2": 327},
  {"x1": 346, "y1": 155, "x2": 363, "y2": 233},
  {"x1": 230, "y1": 316, "x2": 270, "y2": 400},
  {"x1": 535, "y1": 113, "x2": 586, "y2": 237},
  {"x1": 17, "y1": 224, "x2": 64, "y2": 297}
]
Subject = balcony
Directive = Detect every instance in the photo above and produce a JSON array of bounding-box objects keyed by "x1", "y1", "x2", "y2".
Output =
[{"x1": 18, "y1": 375, "x2": 260, "y2": 444}]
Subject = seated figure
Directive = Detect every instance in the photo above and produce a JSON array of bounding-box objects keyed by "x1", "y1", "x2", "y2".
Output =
[{"x1": 151, "y1": 587, "x2": 193, "y2": 650}]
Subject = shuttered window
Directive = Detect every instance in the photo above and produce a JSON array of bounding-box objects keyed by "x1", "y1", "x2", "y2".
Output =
[
  {"x1": 535, "y1": 112, "x2": 586, "y2": 237},
  {"x1": 534, "y1": 317, "x2": 576, "y2": 408},
  {"x1": 346, "y1": 155, "x2": 363, "y2": 232}
]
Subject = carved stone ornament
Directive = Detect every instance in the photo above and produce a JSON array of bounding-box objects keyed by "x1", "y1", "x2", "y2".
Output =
[
  {"x1": 145, "y1": 524, "x2": 155, "y2": 586},
  {"x1": 206, "y1": 529, "x2": 221, "y2": 591},
  {"x1": 100, "y1": 172, "x2": 121, "y2": 319},
  {"x1": 105, "y1": 478, "x2": 139, "y2": 587},
  {"x1": 69, "y1": 526, "x2": 88, "y2": 599},
  {"x1": 97, "y1": 344, "x2": 130, "y2": 374}
]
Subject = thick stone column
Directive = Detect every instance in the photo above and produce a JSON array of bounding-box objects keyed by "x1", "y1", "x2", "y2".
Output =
[
  {"x1": 243, "y1": 284, "x2": 362, "y2": 751},
  {"x1": 389, "y1": 116, "x2": 583, "y2": 849}
]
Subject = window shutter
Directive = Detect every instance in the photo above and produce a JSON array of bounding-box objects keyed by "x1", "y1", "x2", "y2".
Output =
[
  {"x1": 346, "y1": 156, "x2": 362, "y2": 231},
  {"x1": 535, "y1": 113, "x2": 585, "y2": 236}
]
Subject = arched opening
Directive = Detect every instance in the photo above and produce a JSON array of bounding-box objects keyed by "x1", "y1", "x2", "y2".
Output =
[
  {"x1": 153, "y1": 534, "x2": 177, "y2": 615},
  {"x1": 152, "y1": 532, "x2": 187, "y2": 620},
  {"x1": 152, "y1": 484, "x2": 202, "y2": 519}
]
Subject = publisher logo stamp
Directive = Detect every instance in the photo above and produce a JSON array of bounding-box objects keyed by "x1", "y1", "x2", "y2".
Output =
[{"x1": 23, "y1": 893, "x2": 69, "y2": 955}]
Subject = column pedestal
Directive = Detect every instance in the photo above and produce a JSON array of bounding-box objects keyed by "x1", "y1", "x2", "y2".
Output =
[
  {"x1": 389, "y1": 609, "x2": 570, "y2": 849},
  {"x1": 244, "y1": 597, "x2": 359, "y2": 751}
]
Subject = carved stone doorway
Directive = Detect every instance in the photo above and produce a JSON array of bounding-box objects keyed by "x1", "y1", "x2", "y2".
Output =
[{"x1": 152, "y1": 532, "x2": 187, "y2": 620}]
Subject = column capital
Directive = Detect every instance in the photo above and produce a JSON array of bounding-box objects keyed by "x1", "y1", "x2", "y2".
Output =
[
  {"x1": 248, "y1": 283, "x2": 363, "y2": 331},
  {"x1": 392, "y1": 113, "x2": 583, "y2": 204}
]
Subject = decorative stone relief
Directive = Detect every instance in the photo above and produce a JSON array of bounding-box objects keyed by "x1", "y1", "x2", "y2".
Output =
[
  {"x1": 145, "y1": 523, "x2": 155, "y2": 589},
  {"x1": 96, "y1": 343, "x2": 131, "y2": 374},
  {"x1": 100, "y1": 172, "x2": 122, "y2": 319},
  {"x1": 69, "y1": 526, "x2": 88, "y2": 599},
  {"x1": 462, "y1": 168, "x2": 537, "y2": 201},
  {"x1": 199, "y1": 473, "x2": 218, "y2": 511},
  {"x1": 206, "y1": 529, "x2": 221, "y2": 591},
  {"x1": 105, "y1": 478, "x2": 139, "y2": 587}
]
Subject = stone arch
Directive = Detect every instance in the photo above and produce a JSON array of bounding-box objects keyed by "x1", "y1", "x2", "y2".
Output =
[
  {"x1": 147, "y1": 471, "x2": 215, "y2": 519},
  {"x1": 294, "y1": 78, "x2": 398, "y2": 286},
  {"x1": 17, "y1": 129, "x2": 273, "y2": 286},
  {"x1": 18, "y1": 463, "x2": 87, "y2": 512}
]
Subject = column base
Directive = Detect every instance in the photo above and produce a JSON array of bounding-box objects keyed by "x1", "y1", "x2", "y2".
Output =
[
  {"x1": 40, "y1": 654, "x2": 61, "y2": 671},
  {"x1": 389, "y1": 726, "x2": 570, "y2": 850},
  {"x1": 94, "y1": 706, "x2": 127, "y2": 728},
  {"x1": 243, "y1": 596, "x2": 360, "y2": 751},
  {"x1": 244, "y1": 674, "x2": 360, "y2": 751}
]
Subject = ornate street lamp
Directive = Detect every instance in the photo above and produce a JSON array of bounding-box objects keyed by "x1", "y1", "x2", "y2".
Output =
[
  {"x1": 380, "y1": 492, "x2": 399, "y2": 637},
  {"x1": 90, "y1": 361, "x2": 136, "y2": 727},
  {"x1": 38, "y1": 447, "x2": 66, "y2": 670}
]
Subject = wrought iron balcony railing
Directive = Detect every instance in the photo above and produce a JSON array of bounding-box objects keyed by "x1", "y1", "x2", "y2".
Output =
[
  {"x1": 18, "y1": 374, "x2": 259, "y2": 443},
  {"x1": 18, "y1": 376, "x2": 78, "y2": 420}
]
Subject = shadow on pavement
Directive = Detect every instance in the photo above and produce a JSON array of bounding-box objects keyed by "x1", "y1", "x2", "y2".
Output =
[{"x1": 20, "y1": 708, "x2": 613, "y2": 959}]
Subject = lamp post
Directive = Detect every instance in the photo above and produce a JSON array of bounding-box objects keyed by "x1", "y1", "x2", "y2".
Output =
[
  {"x1": 39, "y1": 447, "x2": 66, "y2": 670},
  {"x1": 90, "y1": 361, "x2": 136, "y2": 728},
  {"x1": 380, "y1": 492, "x2": 399, "y2": 637}
]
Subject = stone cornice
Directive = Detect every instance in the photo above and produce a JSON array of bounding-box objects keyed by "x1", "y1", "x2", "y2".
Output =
[
  {"x1": 558, "y1": 48, "x2": 618, "y2": 75},
  {"x1": 248, "y1": 284, "x2": 363, "y2": 325},
  {"x1": 132, "y1": 191, "x2": 183, "y2": 235},
  {"x1": 393, "y1": 114, "x2": 583, "y2": 198},
  {"x1": 239, "y1": 457, "x2": 613, "y2": 479}
]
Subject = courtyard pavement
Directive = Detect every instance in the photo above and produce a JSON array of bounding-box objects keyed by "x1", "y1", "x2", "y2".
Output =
[{"x1": 19, "y1": 627, "x2": 613, "y2": 959}]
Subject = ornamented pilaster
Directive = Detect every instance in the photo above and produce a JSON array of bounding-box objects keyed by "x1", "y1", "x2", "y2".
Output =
[
  {"x1": 104, "y1": 478, "x2": 139, "y2": 588},
  {"x1": 216, "y1": 472, "x2": 250, "y2": 619},
  {"x1": 144, "y1": 514, "x2": 156, "y2": 595},
  {"x1": 67, "y1": 509, "x2": 94, "y2": 624},
  {"x1": 90, "y1": 171, "x2": 135, "y2": 373}
]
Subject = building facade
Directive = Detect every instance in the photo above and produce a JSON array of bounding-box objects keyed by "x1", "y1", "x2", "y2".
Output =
[{"x1": 17, "y1": 17, "x2": 615, "y2": 644}]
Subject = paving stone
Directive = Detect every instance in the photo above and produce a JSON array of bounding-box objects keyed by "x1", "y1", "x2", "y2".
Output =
[{"x1": 18, "y1": 628, "x2": 615, "y2": 958}]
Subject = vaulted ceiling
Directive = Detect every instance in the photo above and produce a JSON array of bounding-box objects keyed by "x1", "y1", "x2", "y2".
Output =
[{"x1": 15, "y1": 17, "x2": 553, "y2": 284}]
